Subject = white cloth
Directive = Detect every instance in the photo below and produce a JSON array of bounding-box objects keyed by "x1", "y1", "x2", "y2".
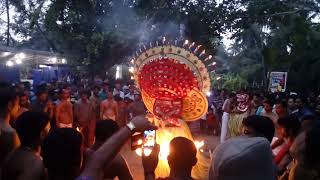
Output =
[
  {"x1": 113, "y1": 89, "x2": 125, "y2": 99},
  {"x1": 220, "y1": 99, "x2": 230, "y2": 143},
  {"x1": 124, "y1": 93, "x2": 135, "y2": 101},
  {"x1": 220, "y1": 112, "x2": 229, "y2": 143},
  {"x1": 57, "y1": 123, "x2": 72, "y2": 128}
]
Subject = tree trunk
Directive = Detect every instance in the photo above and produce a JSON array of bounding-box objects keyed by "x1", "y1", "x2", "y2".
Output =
[{"x1": 6, "y1": 0, "x2": 10, "y2": 46}]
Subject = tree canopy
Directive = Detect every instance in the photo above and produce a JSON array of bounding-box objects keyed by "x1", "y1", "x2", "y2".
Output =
[{"x1": 1, "y1": 0, "x2": 320, "y2": 91}]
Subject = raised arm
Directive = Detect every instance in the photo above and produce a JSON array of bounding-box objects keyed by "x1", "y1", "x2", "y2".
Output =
[{"x1": 79, "y1": 116, "x2": 157, "y2": 180}]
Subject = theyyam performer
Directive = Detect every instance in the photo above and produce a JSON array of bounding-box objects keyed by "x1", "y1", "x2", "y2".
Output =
[{"x1": 131, "y1": 38, "x2": 214, "y2": 179}]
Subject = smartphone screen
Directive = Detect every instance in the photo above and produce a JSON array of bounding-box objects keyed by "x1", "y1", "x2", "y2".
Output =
[{"x1": 143, "y1": 130, "x2": 156, "y2": 148}]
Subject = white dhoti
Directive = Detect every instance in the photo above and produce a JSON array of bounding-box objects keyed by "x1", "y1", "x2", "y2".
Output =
[{"x1": 220, "y1": 112, "x2": 229, "y2": 143}]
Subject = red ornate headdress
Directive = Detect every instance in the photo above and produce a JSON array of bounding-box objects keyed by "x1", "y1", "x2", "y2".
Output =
[{"x1": 130, "y1": 39, "x2": 214, "y2": 126}]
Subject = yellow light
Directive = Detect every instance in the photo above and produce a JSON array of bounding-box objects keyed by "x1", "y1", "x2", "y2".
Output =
[
  {"x1": 6, "y1": 60, "x2": 14, "y2": 67},
  {"x1": 194, "y1": 140, "x2": 204, "y2": 150},
  {"x1": 50, "y1": 57, "x2": 57, "y2": 63},
  {"x1": 16, "y1": 53, "x2": 25, "y2": 59},
  {"x1": 135, "y1": 148, "x2": 152, "y2": 157},
  {"x1": 76, "y1": 127, "x2": 81, "y2": 132},
  {"x1": 129, "y1": 67, "x2": 134, "y2": 73},
  {"x1": 15, "y1": 59, "x2": 22, "y2": 64}
]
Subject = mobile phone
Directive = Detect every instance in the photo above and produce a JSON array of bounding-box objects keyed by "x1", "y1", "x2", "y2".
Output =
[{"x1": 143, "y1": 130, "x2": 156, "y2": 148}]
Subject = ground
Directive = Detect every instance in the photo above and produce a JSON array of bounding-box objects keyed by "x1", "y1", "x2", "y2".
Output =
[{"x1": 121, "y1": 122, "x2": 220, "y2": 179}]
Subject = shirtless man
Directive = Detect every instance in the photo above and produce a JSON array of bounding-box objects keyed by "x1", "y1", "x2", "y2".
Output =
[
  {"x1": 0, "y1": 82, "x2": 21, "y2": 170},
  {"x1": 74, "y1": 90, "x2": 92, "y2": 147},
  {"x1": 1, "y1": 111, "x2": 50, "y2": 180},
  {"x1": 128, "y1": 94, "x2": 147, "y2": 119},
  {"x1": 100, "y1": 91, "x2": 118, "y2": 121},
  {"x1": 56, "y1": 88, "x2": 73, "y2": 128}
]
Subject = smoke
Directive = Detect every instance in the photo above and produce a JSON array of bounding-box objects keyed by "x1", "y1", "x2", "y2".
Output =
[{"x1": 106, "y1": 2, "x2": 184, "y2": 46}]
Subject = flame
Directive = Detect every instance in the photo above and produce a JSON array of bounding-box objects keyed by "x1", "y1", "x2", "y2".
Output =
[
  {"x1": 194, "y1": 140, "x2": 204, "y2": 150},
  {"x1": 135, "y1": 148, "x2": 152, "y2": 156},
  {"x1": 135, "y1": 139, "x2": 204, "y2": 157}
]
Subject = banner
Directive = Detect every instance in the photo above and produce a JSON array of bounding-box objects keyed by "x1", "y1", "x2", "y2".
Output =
[{"x1": 268, "y1": 72, "x2": 287, "y2": 93}]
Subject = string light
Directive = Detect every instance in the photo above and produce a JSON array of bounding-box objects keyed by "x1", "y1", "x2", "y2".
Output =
[{"x1": 6, "y1": 60, "x2": 14, "y2": 67}]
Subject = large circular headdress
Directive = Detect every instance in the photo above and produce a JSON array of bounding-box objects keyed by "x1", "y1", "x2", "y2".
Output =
[{"x1": 130, "y1": 38, "x2": 215, "y2": 125}]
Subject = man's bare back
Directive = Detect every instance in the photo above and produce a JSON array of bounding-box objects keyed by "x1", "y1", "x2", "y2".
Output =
[
  {"x1": 56, "y1": 100, "x2": 73, "y2": 126},
  {"x1": 1, "y1": 147, "x2": 45, "y2": 180}
]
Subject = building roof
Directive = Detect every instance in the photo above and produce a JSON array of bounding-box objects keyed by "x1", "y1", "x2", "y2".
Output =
[{"x1": 0, "y1": 45, "x2": 66, "y2": 65}]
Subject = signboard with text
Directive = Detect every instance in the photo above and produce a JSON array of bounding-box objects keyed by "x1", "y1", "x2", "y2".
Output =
[{"x1": 268, "y1": 72, "x2": 287, "y2": 93}]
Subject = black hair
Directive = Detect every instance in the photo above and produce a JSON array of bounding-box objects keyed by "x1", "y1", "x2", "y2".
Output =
[
  {"x1": 277, "y1": 115, "x2": 301, "y2": 138},
  {"x1": 14, "y1": 111, "x2": 50, "y2": 149},
  {"x1": 242, "y1": 115, "x2": 275, "y2": 143},
  {"x1": 169, "y1": 137, "x2": 197, "y2": 169},
  {"x1": 79, "y1": 90, "x2": 90, "y2": 97},
  {"x1": 305, "y1": 125, "x2": 320, "y2": 168},
  {"x1": 0, "y1": 82, "x2": 17, "y2": 115},
  {"x1": 296, "y1": 96, "x2": 308, "y2": 105},
  {"x1": 42, "y1": 128, "x2": 82, "y2": 177},
  {"x1": 95, "y1": 120, "x2": 119, "y2": 142},
  {"x1": 275, "y1": 99, "x2": 288, "y2": 109},
  {"x1": 114, "y1": 94, "x2": 123, "y2": 102},
  {"x1": 229, "y1": 92, "x2": 236, "y2": 98},
  {"x1": 18, "y1": 91, "x2": 28, "y2": 98},
  {"x1": 263, "y1": 99, "x2": 274, "y2": 106}
]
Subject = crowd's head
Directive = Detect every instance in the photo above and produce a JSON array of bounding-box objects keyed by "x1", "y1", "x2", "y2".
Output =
[
  {"x1": 42, "y1": 128, "x2": 83, "y2": 179},
  {"x1": 167, "y1": 137, "x2": 197, "y2": 172},
  {"x1": 277, "y1": 115, "x2": 301, "y2": 140},
  {"x1": 15, "y1": 111, "x2": 50, "y2": 150},
  {"x1": 242, "y1": 115, "x2": 275, "y2": 143},
  {"x1": 0, "y1": 82, "x2": 19, "y2": 119}
]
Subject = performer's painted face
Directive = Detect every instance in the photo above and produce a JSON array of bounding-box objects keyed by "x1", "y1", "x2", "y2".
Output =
[{"x1": 154, "y1": 99, "x2": 182, "y2": 119}]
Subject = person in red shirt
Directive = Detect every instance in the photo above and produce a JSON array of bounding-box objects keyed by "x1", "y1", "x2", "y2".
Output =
[{"x1": 275, "y1": 115, "x2": 301, "y2": 174}]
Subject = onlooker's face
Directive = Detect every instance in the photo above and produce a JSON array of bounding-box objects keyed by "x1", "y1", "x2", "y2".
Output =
[
  {"x1": 93, "y1": 88, "x2": 100, "y2": 95},
  {"x1": 61, "y1": 89, "x2": 69, "y2": 100},
  {"x1": 103, "y1": 85, "x2": 109, "y2": 92},
  {"x1": 81, "y1": 94, "x2": 88, "y2": 101},
  {"x1": 107, "y1": 92, "x2": 113, "y2": 99},
  {"x1": 278, "y1": 126, "x2": 287, "y2": 139},
  {"x1": 295, "y1": 98, "x2": 303, "y2": 109},
  {"x1": 115, "y1": 83, "x2": 121, "y2": 90},
  {"x1": 39, "y1": 93, "x2": 48, "y2": 102},
  {"x1": 275, "y1": 104, "x2": 285, "y2": 116},
  {"x1": 287, "y1": 98, "x2": 295, "y2": 109},
  {"x1": 263, "y1": 103, "x2": 273, "y2": 112},
  {"x1": 20, "y1": 96, "x2": 29, "y2": 108},
  {"x1": 134, "y1": 94, "x2": 141, "y2": 101}
]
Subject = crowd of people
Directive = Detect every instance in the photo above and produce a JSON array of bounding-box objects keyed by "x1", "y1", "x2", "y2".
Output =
[{"x1": 0, "y1": 78, "x2": 320, "y2": 180}]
